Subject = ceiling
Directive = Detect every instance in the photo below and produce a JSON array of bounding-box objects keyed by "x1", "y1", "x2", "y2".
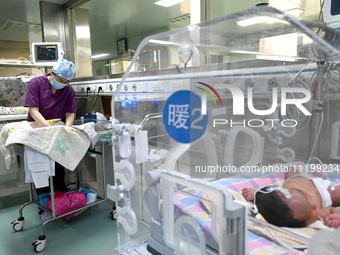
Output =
[
  {"x1": 0, "y1": 0, "x2": 41, "y2": 42},
  {"x1": 79, "y1": 0, "x2": 322, "y2": 58},
  {"x1": 80, "y1": 0, "x2": 191, "y2": 56},
  {"x1": 0, "y1": 0, "x2": 191, "y2": 56},
  {"x1": 0, "y1": 0, "x2": 322, "y2": 59}
]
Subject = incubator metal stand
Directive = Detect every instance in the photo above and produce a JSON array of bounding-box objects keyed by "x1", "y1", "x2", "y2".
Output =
[{"x1": 10, "y1": 141, "x2": 110, "y2": 253}]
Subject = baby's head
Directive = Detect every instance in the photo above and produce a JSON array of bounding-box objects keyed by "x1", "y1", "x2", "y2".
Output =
[{"x1": 255, "y1": 187, "x2": 309, "y2": 227}]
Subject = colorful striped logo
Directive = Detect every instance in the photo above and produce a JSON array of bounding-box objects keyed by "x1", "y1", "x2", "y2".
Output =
[{"x1": 196, "y1": 82, "x2": 222, "y2": 106}]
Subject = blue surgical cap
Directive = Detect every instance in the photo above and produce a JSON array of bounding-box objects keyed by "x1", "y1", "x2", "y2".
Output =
[{"x1": 52, "y1": 59, "x2": 76, "y2": 81}]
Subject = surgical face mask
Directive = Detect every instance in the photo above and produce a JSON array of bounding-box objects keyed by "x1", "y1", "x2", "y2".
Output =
[{"x1": 51, "y1": 76, "x2": 67, "y2": 90}]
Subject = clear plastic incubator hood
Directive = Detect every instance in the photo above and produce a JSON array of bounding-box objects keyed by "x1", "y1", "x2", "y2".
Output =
[{"x1": 107, "y1": 6, "x2": 340, "y2": 255}]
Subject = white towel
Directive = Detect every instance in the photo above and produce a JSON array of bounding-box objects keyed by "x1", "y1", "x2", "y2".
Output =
[
  {"x1": 71, "y1": 122, "x2": 99, "y2": 149},
  {"x1": 24, "y1": 146, "x2": 55, "y2": 188},
  {"x1": 0, "y1": 121, "x2": 32, "y2": 169},
  {"x1": 0, "y1": 121, "x2": 93, "y2": 171}
]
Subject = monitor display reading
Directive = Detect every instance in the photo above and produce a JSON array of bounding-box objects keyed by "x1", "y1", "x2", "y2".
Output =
[
  {"x1": 35, "y1": 45, "x2": 58, "y2": 62},
  {"x1": 331, "y1": 0, "x2": 340, "y2": 15}
]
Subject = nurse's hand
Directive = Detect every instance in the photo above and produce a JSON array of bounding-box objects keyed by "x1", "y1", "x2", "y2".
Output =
[{"x1": 242, "y1": 187, "x2": 255, "y2": 201}]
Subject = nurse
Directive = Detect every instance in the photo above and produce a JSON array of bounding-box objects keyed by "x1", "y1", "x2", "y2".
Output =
[{"x1": 24, "y1": 58, "x2": 76, "y2": 196}]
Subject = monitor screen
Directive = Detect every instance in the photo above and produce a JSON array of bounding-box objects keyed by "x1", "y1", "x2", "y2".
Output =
[
  {"x1": 324, "y1": 0, "x2": 340, "y2": 24},
  {"x1": 331, "y1": 0, "x2": 340, "y2": 16},
  {"x1": 35, "y1": 45, "x2": 58, "y2": 61},
  {"x1": 32, "y1": 42, "x2": 63, "y2": 65}
]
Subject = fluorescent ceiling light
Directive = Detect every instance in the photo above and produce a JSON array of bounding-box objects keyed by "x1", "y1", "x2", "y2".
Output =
[
  {"x1": 149, "y1": 39, "x2": 176, "y2": 45},
  {"x1": 231, "y1": 50, "x2": 264, "y2": 55},
  {"x1": 155, "y1": 0, "x2": 185, "y2": 7},
  {"x1": 256, "y1": 55, "x2": 296, "y2": 62},
  {"x1": 285, "y1": 8, "x2": 304, "y2": 15},
  {"x1": 231, "y1": 50, "x2": 298, "y2": 62},
  {"x1": 237, "y1": 16, "x2": 289, "y2": 27},
  {"x1": 91, "y1": 54, "x2": 109, "y2": 59}
]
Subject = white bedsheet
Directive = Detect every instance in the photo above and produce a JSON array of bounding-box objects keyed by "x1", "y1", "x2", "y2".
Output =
[{"x1": 24, "y1": 146, "x2": 55, "y2": 188}]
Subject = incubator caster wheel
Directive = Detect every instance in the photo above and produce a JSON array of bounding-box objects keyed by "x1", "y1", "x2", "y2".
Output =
[
  {"x1": 32, "y1": 235, "x2": 46, "y2": 253},
  {"x1": 110, "y1": 209, "x2": 117, "y2": 220},
  {"x1": 11, "y1": 216, "x2": 24, "y2": 231},
  {"x1": 110, "y1": 204, "x2": 117, "y2": 220}
]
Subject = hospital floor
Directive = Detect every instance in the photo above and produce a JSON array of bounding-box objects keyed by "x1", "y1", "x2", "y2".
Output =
[{"x1": 0, "y1": 190, "x2": 149, "y2": 255}]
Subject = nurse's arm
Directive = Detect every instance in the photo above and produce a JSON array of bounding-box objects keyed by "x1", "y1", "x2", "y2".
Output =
[
  {"x1": 65, "y1": 112, "x2": 75, "y2": 126},
  {"x1": 29, "y1": 107, "x2": 50, "y2": 127}
]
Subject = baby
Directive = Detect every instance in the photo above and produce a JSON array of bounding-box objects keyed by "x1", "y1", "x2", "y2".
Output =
[{"x1": 242, "y1": 167, "x2": 340, "y2": 228}]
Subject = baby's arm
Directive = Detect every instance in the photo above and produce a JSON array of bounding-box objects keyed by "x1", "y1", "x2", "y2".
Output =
[
  {"x1": 318, "y1": 207, "x2": 340, "y2": 219},
  {"x1": 330, "y1": 207, "x2": 340, "y2": 214},
  {"x1": 242, "y1": 187, "x2": 255, "y2": 201}
]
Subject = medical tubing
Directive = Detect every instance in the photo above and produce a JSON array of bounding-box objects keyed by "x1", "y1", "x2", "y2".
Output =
[
  {"x1": 308, "y1": 77, "x2": 318, "y2": 153},
  {"x1": 91, "y1": 87, "x2": 102, "y2": 113},
  {"x1": 317, "y1": 0, "x2": 325, "y2": 25},
  {"x1": 110, "y1": 132, "x2": 119, "y2": 187},
  {"x1": 252, "y1": 188, "x2": 275, "y2": 215},
  {"x1": 288, "y1": 60, "x2": 313, "y2": 83},
  {"x1": 307, "y1": 111, "x2": 324, "y2": 163},
  {"x1": 326, "y1": 67, "x2": 330, "y2": 155},
  {"x1": 307, "y1": 156, "x2": 323, "y2": 166},
  {"x1": 248, "y1": 216, "x2": 309, "y2": 246},
  {"x1": 265, "y1": 226, "x2": 295, "y2": 251},
  {"x1": 137, "y1": 113, "x2": 162, "y2": 131},
  {"x1": 124, "y1": 190, "x2": 131, "y2": 207},
  {"x1": 312, "y1": 61, "x2": 325, "y2": 156},
  {"x1": 164, "y1": 143, "x2": 190, "y2": 172},
  {"x1": 307, "y1": 157, "x2": 334, "y2": 179}
]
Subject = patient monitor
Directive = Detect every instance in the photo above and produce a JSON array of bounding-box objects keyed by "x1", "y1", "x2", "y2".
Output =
[
  {"x1": 31, "y1": 42, "x2": 64, "y2": 65},
  {"x1": 324, "y1": 0, "x2": 340, "y2": 27}
]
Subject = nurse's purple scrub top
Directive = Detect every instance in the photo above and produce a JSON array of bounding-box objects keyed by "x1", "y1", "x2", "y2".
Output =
[{"x1": 24, "y1": 75, "x2": 76, "y2": 122}]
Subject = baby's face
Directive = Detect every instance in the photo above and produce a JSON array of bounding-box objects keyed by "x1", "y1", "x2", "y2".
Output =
[{"x1": 287, "y1": 188, "x2": 319, "y2": 225}]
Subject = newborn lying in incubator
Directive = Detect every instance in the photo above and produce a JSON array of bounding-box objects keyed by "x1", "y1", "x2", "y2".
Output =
[{"x1": 242, "y1": 166, "x2": 340, "y2": 228}]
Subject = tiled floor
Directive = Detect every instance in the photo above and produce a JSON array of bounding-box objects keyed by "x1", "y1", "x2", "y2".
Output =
[{"x1": 0, "y1": 191, "x2": 148, "y2": 255}]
